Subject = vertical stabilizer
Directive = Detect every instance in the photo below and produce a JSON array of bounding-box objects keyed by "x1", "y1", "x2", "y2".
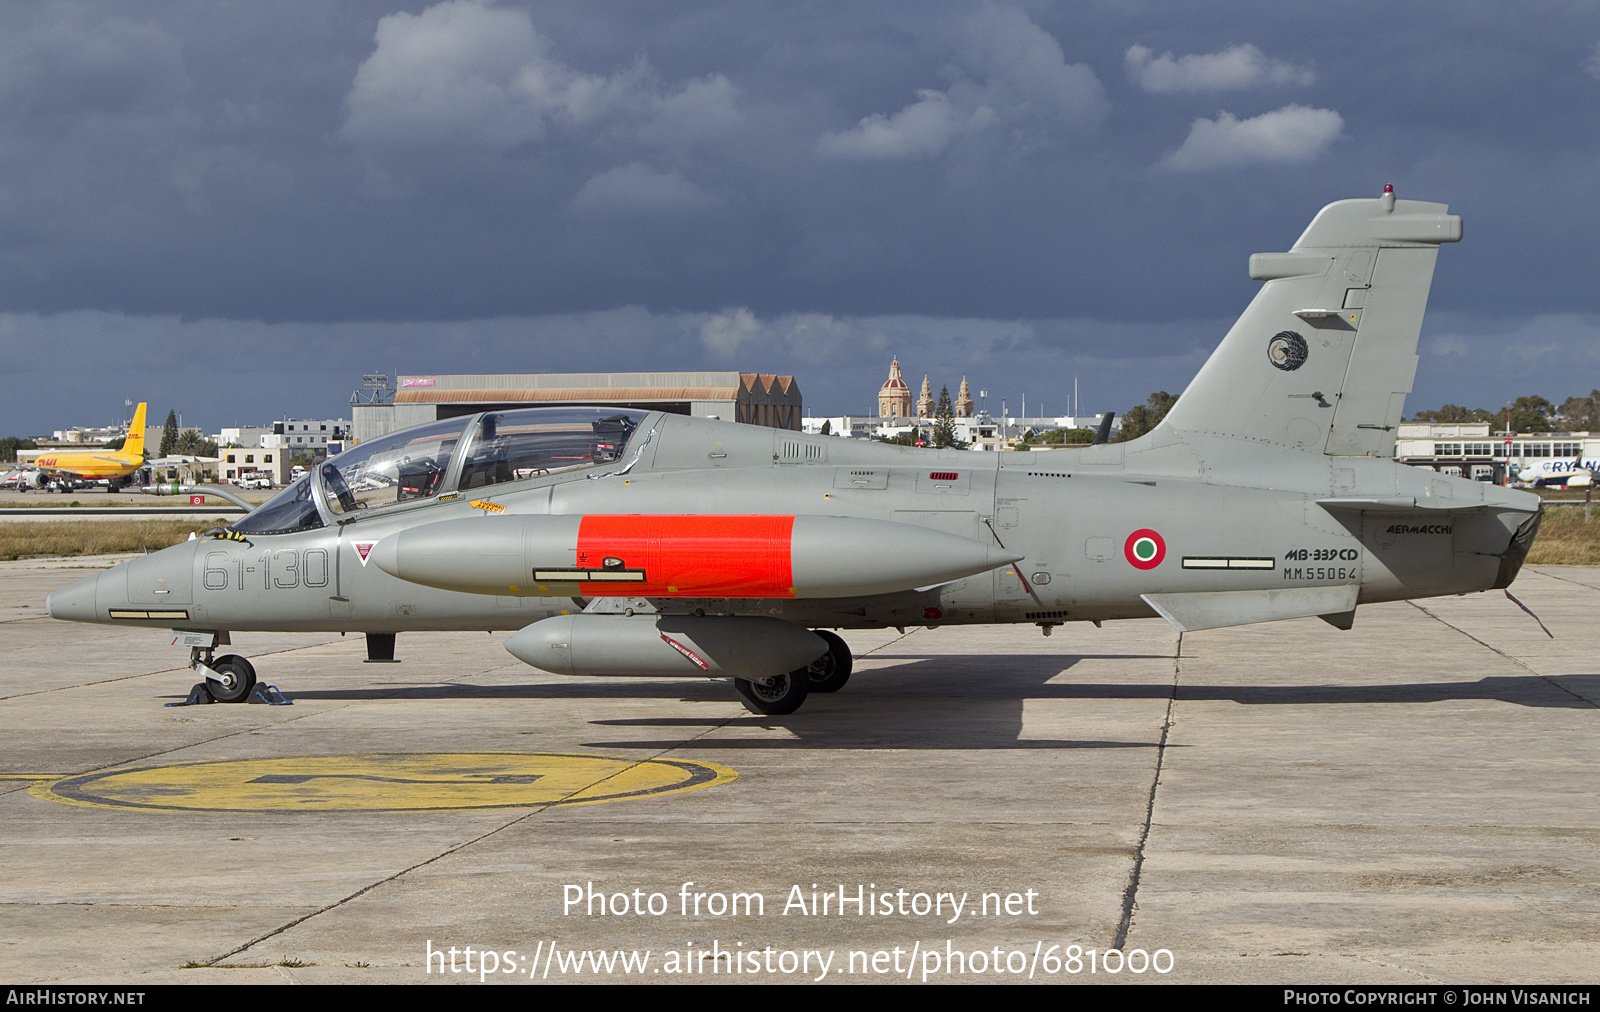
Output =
[
  {"x1": 1159, "y1": 189, "x2": 1460, "y2": 458},
  {"x1": 123, "y1": 403, "x2": 147, "y2": 458}
]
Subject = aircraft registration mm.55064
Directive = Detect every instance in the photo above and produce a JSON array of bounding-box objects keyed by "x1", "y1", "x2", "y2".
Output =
[
  {"x1": 21, "y1": 402, "x2": 148, "y2": 491},
  {"x1": 47, "y1": 190, "x2": 1541, "y2": 714}
]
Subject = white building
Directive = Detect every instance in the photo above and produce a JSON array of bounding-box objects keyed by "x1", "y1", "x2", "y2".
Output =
[
  {"x1": 265, "y1": 418, "x2": 351, "y2": 453},
  {"x1": 801, "y1": 416, "x2": 875, "y2": 438},
  {"x1": 50, "y1": 423, "x2": 126, "y2": 444},
  {"x1": 215, "y1": 426, "x2": 275, "y2": 448},
  {"x1": 1393, "y1": 422, "x2": 1600, "y2": 481}
]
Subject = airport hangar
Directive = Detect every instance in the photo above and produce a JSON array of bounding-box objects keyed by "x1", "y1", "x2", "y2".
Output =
[{"x1": 351, "y1": 371, "x2": 803, "y2": 443}]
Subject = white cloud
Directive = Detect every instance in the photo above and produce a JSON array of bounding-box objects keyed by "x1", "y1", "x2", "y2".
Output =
[
  {"x1": 692, "y1": 307, "x2": 1044, "y2": 371},
  {"x1": 341, "y1": 0, "x2": 740, "y2": 152},
  {"x1": 778, "y1": 313, "x2": 869, "y2": 366},
  {"x1": 815, "y1": 90, "x2": 969, "y2": 160},
  {"x1": 1161, "y1": 104, "x2": 1343, "y2": 171},
  {"x1": 701, "y1": 308, "x2": 887, "y2": 363},
  {"x1": 957, "y1": 5, "x2": 1107, "y2": 130},
  {"x1": 570, "y1": 163, "x2": 718, "y2": 216},
  {"x1": 640, "y1": 73, "x2": 743, "y2": 147},
  {"x1": 816, "y1": 6, "x2": 1104, "y2": 161},
  {"x1": 700, "y1": 307, "x2": 761, "y2": 355},
  {"x1": 1125, "y1": 43, "x2": 1314, "y2": 93}
]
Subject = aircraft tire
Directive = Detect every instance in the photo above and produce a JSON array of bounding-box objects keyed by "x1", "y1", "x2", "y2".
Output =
[
  {"x1": 208, "y1": 655, "x2": 257, "y2": 704},
  {"x1": 733, "y1": 672, "x2": 808, "y2": 716},
  {"x1": 804, "y1": 631, "x2": 852, "y2": 693}
]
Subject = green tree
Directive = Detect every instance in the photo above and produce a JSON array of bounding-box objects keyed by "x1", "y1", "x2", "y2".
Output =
[
  {"x1": 101, "y1": 436, "x2": 125, "y2": 450},
  {"x1": 1509, "y1": 395, "x2": 1554, "y2": 433},
  {"x1": 819, "y1": 419, "x2": 832, "y2": 436},
  {"x1": 932, "y1": 385, "x2": 965, "y2": 448},
  {"x1": 1041, "y1": 427, "x2": 1095, "y2": 445},
  {"x1": 1410, "y1": 404, "x2": 1492, "y2": 423},
  {"x1": 1114, "y1": 391, "x2": 1178, "y2": 442},
  {"x1": 1557, "y1": 391, "x2": 1600, "y2": 432},
  {"x1": 158, "y1": 409, "x2": 179, "y2": 457},
  {"x1": 0, "y1": 437, "x2": 36, "y2": 463},
  {"x1": 174, "y1": 430, "x2": 218, "y2": 457}
]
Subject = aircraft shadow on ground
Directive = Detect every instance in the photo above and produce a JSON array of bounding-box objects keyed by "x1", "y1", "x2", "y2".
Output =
[{"x1": 249, "y1": 654, "x2": 1599, "y2": 753}]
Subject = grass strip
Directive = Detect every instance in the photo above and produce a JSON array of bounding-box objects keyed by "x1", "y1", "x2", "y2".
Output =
[
  {"x1": 1526, "y1": 505, "x2": 1600, "y2": 566},
  {"x1": 0, "y1": 519, "x2": 230, "y2": 560}
]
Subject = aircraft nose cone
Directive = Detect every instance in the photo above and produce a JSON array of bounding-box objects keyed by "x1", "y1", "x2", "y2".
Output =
[{"x1": 46, "y1": 571, "x2": 101, "y2": 622}]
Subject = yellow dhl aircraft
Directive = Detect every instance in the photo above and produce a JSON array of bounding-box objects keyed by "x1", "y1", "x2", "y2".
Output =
[{"x1": 25, "y1": 403, "x2": 148, "y2": 491}]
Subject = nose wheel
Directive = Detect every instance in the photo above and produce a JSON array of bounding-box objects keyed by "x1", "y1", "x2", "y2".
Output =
[
  {"x1": 205, "y1": 655, "x2": 257, "y2": 703},
  {"x1": 187, "y1": 643, "x2": 257, "y2": 703}
]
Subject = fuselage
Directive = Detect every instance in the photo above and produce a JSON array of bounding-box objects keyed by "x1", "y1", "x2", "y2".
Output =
[
  {"x1": 31, "y1": 450, "x2": 143, "y2": 481},
  {"x1": 46, "y1": 407, "x2": 1540, "y2": 638}
]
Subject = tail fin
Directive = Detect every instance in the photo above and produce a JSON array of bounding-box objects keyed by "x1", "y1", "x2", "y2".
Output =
[
  {"x1": 1159, "y1": 189, "x2": 1460, "y2": 457},
  {"x1": 123, "y1": 403, "x2": 147, "y2": 458}
]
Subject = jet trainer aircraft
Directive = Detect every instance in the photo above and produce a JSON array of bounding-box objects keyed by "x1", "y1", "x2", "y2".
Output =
[
  {"x1": 23, "y1": 402, "x2": 148, "y2": 491},
  {"x1": 47, "y1": 191, "x2": 1541, "y2": 714}
]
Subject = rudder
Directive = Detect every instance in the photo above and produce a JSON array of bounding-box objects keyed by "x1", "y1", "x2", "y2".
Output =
[{"x1": 123, "y1": 403, "x2": 147, "y2": 458}]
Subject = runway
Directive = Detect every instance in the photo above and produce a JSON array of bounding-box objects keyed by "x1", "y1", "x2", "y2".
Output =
[
  {"x1": 0, "y1": 508, "x2": 248, "y2": 521},
  {"x1": 3, "y1": 555, "x2": 1596, "y2": 984},
  {"x1": 0, "y1": 490, "x2": 258, "y2": 522}
]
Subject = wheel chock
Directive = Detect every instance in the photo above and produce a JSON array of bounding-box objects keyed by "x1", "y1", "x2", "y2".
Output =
[
  {"x1": 165, "y1": 682, "x2": 216, "y2": 707},
  {"x1": 246, "y1": 684, "x2": 291, "y2": 705}
]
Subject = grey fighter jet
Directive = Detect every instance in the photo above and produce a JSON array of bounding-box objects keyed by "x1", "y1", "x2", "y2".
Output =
[{"x1": 46, "y1": 189, "x2": 1540, "y2": 715}]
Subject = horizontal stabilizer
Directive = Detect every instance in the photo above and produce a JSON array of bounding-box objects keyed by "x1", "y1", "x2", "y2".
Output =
[
  {"x1": 1316, "y1": 496, "x2": 1494, "y2": 513},
  {"x1": 1141, "y1": 586, "x2": 1359, "y2": 633}
]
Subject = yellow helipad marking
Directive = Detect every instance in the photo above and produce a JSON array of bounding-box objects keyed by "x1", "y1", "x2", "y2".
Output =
[{"x1": 30, "y1": 753, "x2": 736, "y2": 813}]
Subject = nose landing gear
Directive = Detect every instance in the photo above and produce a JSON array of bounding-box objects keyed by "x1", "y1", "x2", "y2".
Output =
[
  {"x1": 203, "y1": 654, "x2": 257, "y2": 703},
  {"x1": 178, "y1": 632, "x2": 258, "y2": 704}
]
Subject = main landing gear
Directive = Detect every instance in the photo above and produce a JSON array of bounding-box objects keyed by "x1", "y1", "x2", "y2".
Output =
[
  {"x1": 732, "y1": 630, "x2": 853, "y2": 716},
  {"x1": 804, "y1": 630, "x2": 852, "y2": 694}
]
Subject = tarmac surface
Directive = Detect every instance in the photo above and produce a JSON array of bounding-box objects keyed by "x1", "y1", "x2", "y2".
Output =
[{"x1": 2, "y1": 555, "x2": 1596, "y2": 985}]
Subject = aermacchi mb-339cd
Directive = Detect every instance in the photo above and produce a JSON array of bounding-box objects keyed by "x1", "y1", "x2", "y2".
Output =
[{"x1": 47, "y1": 190, "x2": 1540, "y2": 715}]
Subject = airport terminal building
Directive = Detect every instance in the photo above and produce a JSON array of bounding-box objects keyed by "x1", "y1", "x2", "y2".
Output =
[
  {"x1": 1394, "y1": 422, "x2": 1598, "y2": 481},
  {"x1": 351, "y1": 372, "x2": 803, "y2": 444}
]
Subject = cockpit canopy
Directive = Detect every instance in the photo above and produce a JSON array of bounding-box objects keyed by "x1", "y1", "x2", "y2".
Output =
[{"x1": 230, "y1": 408, "x2": 647, "y2": 535}]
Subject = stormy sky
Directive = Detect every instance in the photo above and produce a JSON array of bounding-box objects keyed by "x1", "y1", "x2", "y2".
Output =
[{"x1": 3, "y1": 1, "x2": 1599, "y2": 435}]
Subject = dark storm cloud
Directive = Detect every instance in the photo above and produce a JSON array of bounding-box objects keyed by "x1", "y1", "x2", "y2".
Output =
[{"x1": 1, "y1": 1, "x2": 1598, "y2": 434}]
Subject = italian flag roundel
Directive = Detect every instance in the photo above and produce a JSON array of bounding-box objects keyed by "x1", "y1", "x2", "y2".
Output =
[{"x1": 1124, "y1": 529, "x2": 1165, "y2": 570}]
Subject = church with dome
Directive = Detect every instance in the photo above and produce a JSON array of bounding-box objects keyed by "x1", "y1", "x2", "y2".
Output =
[{"x1": 877, "y1": 358, "x2": 974, "y2": 420}]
